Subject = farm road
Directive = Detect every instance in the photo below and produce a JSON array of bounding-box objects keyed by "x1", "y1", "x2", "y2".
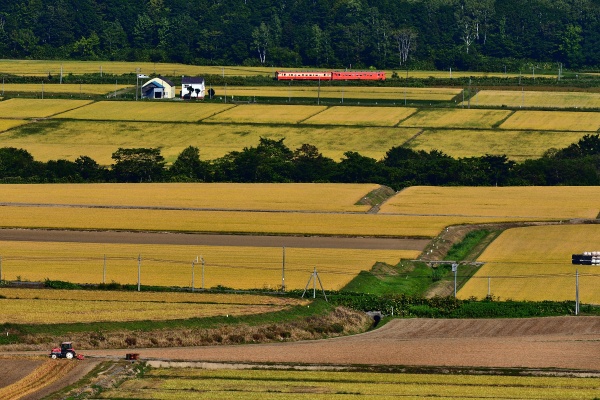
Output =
[
  {"x1": 82, "y1": 316, "x2": 600, "y2": 372},
  {"x1": 0, "y1": 229, "x2": 429, "y2": 251}
]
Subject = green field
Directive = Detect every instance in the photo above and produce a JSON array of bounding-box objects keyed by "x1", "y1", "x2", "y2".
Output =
[{"x1": 99, "y1": 368, "x2": 600, "y2": 400}]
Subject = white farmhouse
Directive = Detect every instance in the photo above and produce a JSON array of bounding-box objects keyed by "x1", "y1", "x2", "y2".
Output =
[
  {"x1": 141, "y1": 76, "x2": 176, "y2": 99},
  {"x1": 181, "y1": 76, "x2": 205, "y2": 99}
]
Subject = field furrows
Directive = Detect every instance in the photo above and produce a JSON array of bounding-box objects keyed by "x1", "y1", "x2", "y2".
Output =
[{"x1": 0, "y1": 359, "x2": 78, "y2": 400}]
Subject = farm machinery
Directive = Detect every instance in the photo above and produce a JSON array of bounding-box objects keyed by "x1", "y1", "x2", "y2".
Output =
[{"x1": 49, "y1": 342, "x2": 84, "y2": 360}]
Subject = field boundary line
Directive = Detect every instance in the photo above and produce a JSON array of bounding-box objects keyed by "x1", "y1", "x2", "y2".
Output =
[
  {"x1": 43, "y1": 100, "x2": 96, "y2": 118},
  {"x1": 492, "y1": 109, "x2": 516, "y2": 129},
  {"x1": 197, "y1": 104, "x2": 237, "y2": 122},
  {"x1": 394, "y1": 108, "x2": 419, "y2": 127},
  {"x1": 400, "y1": 129, "x2": 425, "y2": 147},
  {"x1": 296, "y1": 106, "x2": 329, "y2": 124}
]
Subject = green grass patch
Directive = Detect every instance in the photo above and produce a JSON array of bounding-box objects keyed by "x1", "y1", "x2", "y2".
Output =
[
  {"x1": 341, "y1": 261, "x2": 436, "y2": 296},
  {"x1": 445, "y1": 229, "x2": 491, "y2": 261}
]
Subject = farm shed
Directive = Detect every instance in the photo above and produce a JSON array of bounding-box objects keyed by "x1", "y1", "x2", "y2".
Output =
[
  {"x1": 141, "y1": 76, "x2": 176, "y2": 99},
  {"x1": 181, "y1": 76, "x2": 205, "y2": 99}
]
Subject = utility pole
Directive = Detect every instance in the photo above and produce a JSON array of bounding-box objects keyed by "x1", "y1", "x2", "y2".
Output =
[
  {"x1": 575, "y1": 269, "x2": 580, "y2": 315},
  {"x1": 137, "y1": 254, "x2": 141, "y2": 292},
  {"x1": 452, "y1": 263, "x2": 458, "y2": 298},
  {"x1": 0, "y1": 255, "x2": 2, "y2": 281},
  {"x1": 317, "y1": 78, "x2": 321, "y2": 105},
  {"x1": 103, "y1": 254, "x2": 106, "y2": 284},
  {"x1": 201, "y1": 256, "x2": 205, "y2": 290},
  {"x1": 281, "y1": 247, "x2": 286, "y2": 292},
  {"x1": 191, "y1": 256, "x2": 198, "y2": 292}
]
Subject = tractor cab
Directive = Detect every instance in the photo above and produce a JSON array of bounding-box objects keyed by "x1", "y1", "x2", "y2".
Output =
[{"x1": 50, "y1": 341, "x2": 81, "y2": 359}]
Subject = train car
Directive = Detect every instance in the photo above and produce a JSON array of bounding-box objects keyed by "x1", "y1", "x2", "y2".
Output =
[
  {"x1": 331, "y1": 71, "x2": 386, "y2": 81},
  {"x1": 275, "y1": 71, "x2": 332, "y2": 81}
]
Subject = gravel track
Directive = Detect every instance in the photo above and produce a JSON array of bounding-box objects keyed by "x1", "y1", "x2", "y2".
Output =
[{"x1": 79, "y1": 316, "x2": 600, "y2": 371}]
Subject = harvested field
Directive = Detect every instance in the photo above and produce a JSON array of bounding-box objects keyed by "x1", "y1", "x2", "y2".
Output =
[
  {"x1": 302, "y1": 106, "x2": 417, "y2": 126},
  {"x1": 460, "y1": 224, "x2": 600, "y2": 303},
  {"x1": 83, "y1": 316, "x2": 600, "y2": 371},
  {"x1": 54, "y1": 101, "x2": 234, "y2": 122},
  {"x1": 380, "y1": 186, "x2": 600, "y2": 219},
  {"x1": 0, "y1": 183, "x2": 379, "y2": 212},
  {"x1": 204, "y1": 104, "x2": 326, "y2": 124},
  {"x1": 499, "y1": 110, "x2": 600, "y2": 131},
  {"x1": 0, "y1": 119, "x2": 420, "y2": 163},
  {"x1": 409, "y1": 129, "x2": 586, "y2": 161},
  {"x1": 0, "y1": 99, "x2": 92, "y2": 118},
  {"x1": 469, "y1": 89, "x2": 600, "y2": 109},
  {"x1": 399, "y1": 108, "x2": 511, "y2": 129},
  {"x1": 0, "y1": 240, "x2": 411, "y2": 289}
]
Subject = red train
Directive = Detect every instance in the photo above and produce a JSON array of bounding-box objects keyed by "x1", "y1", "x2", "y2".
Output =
[{"x1": 275, "y1": 70, "x2": 385, "y2": 81}]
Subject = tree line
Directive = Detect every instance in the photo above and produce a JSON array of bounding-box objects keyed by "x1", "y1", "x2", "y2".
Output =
[
  {"x1": 1, "y1": 0, "x2": 600, "y2": 71},
  {"x1": 2, "y1": 135, "x2": 600, "y2": 188}
]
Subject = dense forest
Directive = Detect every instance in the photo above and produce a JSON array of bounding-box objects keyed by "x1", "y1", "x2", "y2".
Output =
[
  {"x1": 1, "y1": 0, "x2": 600, "y2": 70},
  {"x1": 2, "y1": 135, "x2": 600, "y2": 187}
]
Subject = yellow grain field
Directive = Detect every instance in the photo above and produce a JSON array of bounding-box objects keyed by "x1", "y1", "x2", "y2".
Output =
[
  {"x1": 0, "y1": 99, "x2": 92, "y2": 118},
  {"x1": 0, "y1": 119, "x2": 421, "y2": 163},
  {"x1": 0, "y1": 84, "x2": 132, "y2": 95},
  {"x1": 0, "y1": 205, "x2": 513, "y2": 237},
  {"x1": 108, "y1": 369, "x2": 600, "y2": 400},
  {"x1": 468, "y1": 90, "x2": 600, "y2": 109},
  {"x1": 0, "y1": 241, "x2": 412, "y2": 290},
  {"x1": 380, "y1": 186, "x2": 600, "y2": 219},
  {"x1": 54, "y1": 101, "x2": 234, "y2": 122},
  {"x1": 459, "y1": 225, "x2": 600, "y2": 303},
  {"x1": 0, "y1": 119, "x2": 30, "y2": 132},
  {"x1": 221, "y1": 86, "x2": 461, "y2": 101},
  {"x1": 0, "y1": 60, "x2": 277, "y2": 77},
  {"x1": 399, "y1": 108, "x2": 512, "y2": 129},
  {"x1": 409, "y1": 129, "x2": 587, "y2": 161},
  {"x1": 204, "y1": 104, "x2": 327, "y2": 124},
  {"x1": 0, "y1": 183, "x2": 379, "y2": 212},
  {"x1": 499, "y1": 110, "x2": 600, "y2": 131},
  {"x1": 302, "y1": 106, "x2": 417, "y2": 126}
]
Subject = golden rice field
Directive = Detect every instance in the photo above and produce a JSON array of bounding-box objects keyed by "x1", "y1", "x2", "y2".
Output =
[
  {"x1": 221, "y1": 86, "x2": 462, "y2": 101},
  {"x1": 409, "y1": 129, "x2": 587, "y2": 161},
  {"x1": 0, "y1": 99, "x2": 92, "y2": 118},
  {"x1": 0, "y1": 119, "x2": 29, "y2": 132},
  {"x1": 0, "y1": 119, "x2": 420, "y2": 163},
  {"x1": 0, "y1": 205, "x2": 513, "y2": 237},
  {"x1": 0, "y1": 83, "x2": 132, "y2": 95},
  {"x1": 0, "y1": 183, "x2": 378, "y2": 212},
  {"x1": 0, "y1": 289, "x2": 296, "y2": 324},
  {"x1": 0, "y1": 241, "x2": 411, "y2": 290},
  {"x1": 303, "y1": 106, "x2": 417, "y2": 126},
  {"x1": 100, "y1": 368, "x2": 600, "y2": 400},
  {"x1": 0, "y1": 60, "x2": 278, "y2": 77},
  {"x1": 459, "y1": 224, "x2": 600, "y2": 303},
  {"x1": 399, "y1": 108, "x2": 512, "y2": 129},
  {"x1": 468, "y1": 89, "x2": 600, "y2": 109},
  {"x1": 380, "y1": 186, "x2": 600, "y2": 219},
  {"x1": 204, "y1": 104, "x2": 327, "y2": 124},
  {"x1": 500, "y1": 110, "x2": 600, "y2": 131},
  {"x1": 54, "y1": 101, "x2": 234, "y2": 122}
]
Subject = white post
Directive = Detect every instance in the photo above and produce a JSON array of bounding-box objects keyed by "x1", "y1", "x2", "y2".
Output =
[
  {"x1": 103, "y1": 254, "x2": 106, "y2": 284},
  {"x1": 41, "y1": 81, "x2": 44, "y2": 99},
  {"x1": 137, "y1": 254, "x2": 141, "y2": 292},
  {"x1": 0, "y1": 255, "x2": 2, "y2": 281},
  {"x1": 60, "y1": 64, "x2": 63, "y2": 84},
  {"x1": 191, "y1": 256, "x2": 198, "y2": 292},
  {"x1": 100, "y1": 65, "x2": 102, "y2": 77},
  {"x1": 450, "y1": 67, "x2": 452, "y2": 78}
]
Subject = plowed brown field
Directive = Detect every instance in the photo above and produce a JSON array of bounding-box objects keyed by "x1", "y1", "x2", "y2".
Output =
[{"x1": 80, "y1": 316, "x2": 600, "y2": 371}]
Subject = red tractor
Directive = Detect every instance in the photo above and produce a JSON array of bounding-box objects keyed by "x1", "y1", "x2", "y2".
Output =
[{"x1": 49, "y1": 342, "x2": 84, "y2": 360}]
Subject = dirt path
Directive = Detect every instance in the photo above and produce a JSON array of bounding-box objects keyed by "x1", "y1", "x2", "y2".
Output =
[
  {"x1": 0, "y1": 228, "x2": 429, "y2": 251},
  {"x1": 78, "y1": 316, "x2": 600, "y2": 371}
]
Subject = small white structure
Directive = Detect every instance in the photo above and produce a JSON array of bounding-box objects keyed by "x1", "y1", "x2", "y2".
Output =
[
  {"x1": 141, "y1": 76, "x2": 176, "y2": 99},
  {"x1": 181, "y1": 76, "x2": 205, "y2": 99}
]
